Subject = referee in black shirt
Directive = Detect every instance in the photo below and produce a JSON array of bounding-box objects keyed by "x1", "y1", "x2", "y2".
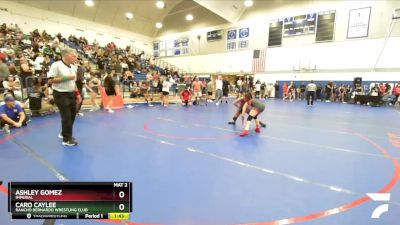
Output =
[{"x1": 48, "y1": 49, "x2": 80, "y2": 146}]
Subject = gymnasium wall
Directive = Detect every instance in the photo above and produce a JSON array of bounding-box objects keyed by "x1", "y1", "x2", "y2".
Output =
[
  {"x1": 0, "y1": 1, "x2": 153, "y2": 52},
  {"x1": 157, "y1": 0, "x2": 400, "y2": 79}
]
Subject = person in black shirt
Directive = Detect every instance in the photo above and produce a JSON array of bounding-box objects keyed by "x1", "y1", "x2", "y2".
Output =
[
  {"x1": 104, "y1": 71, "x2": 116, "y2": 113},
  {"x1": 222, "y1": 79, "x2": 229, "y2": 103},
  {"x1": 338, "y1": 84, "x2": 346, "y2": 103},
  {"x1": 316, "y1": 84, "x2": 322, "y2": 101},
  {"x1": 274, "y1": 82, "x2": 279, "y2": 98},
  {"x1": 299, "y1": 82, "x2": 306, "y2": 100},
  {"x1": 325, "y1": 81, "x2": 333, "y2": 102},
  {"x1": 345, "y1": 85, "x2": 352, "y2": 103},
  {"x1": 97, "y1": 56, "x2": 105, "y2": 74}
]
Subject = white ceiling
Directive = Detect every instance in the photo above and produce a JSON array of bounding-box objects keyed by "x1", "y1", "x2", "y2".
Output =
[
  {"x1": 193, "y1": 0, "x2": 247, "y2": 23},
  {"x1": 15, "y1": 0, "x2": 185, "y2": 37},
  {"x1": 15, "y1": 0, "x2": 253, "y2": 37}
]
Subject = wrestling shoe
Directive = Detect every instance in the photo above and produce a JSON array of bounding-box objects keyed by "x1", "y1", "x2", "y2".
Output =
[
  {"x1": 2, "y1": 124, "x2": 10, "y2": 134},
  {"x1": 239, "y1": 130, "x2": 249, "y2": 137},
  {"x1": 62, "y1": 139, "x2": 78, "y2": 146},
  {"x1": 255, "y1": 126, "x2": 261, "y2": 133}
]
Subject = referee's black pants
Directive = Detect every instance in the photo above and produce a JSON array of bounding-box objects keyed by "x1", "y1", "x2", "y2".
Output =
[
  {"x1": 53, "y1": 90, "x2": 76, "y2": 141},
  {"x1": 306, "y1": 91, "x2": 316, "y2": 105}
]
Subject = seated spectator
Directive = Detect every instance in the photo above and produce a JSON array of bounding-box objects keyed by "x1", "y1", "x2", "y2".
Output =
[
  {"x1": 28, "y1": 81, "x2": 54, "y2": 116},
  {"x1": 370, "y1": 84, "x2": 379, "y2": 96},
  {"x1": 0, "y1": 54, "x2": 10, "y2": 82},
  {"x1": 2, "y1": 75, "x2": 22, "y2": 100},
  {"x1": 123, "y1": 70, "x2": 134, "y2": 89},
  {"x1": 0, "y1": 95, "x2": 27, "y2": 134},
  {"x1": 130, "y1": 82, "x2": 141, "y2": 98},
  {"x1": 33, "y1": 52, "x2": 44, "y2": 75},
  {"x1": 8, "y1": 62, "x2": 17, "y2": 75}
]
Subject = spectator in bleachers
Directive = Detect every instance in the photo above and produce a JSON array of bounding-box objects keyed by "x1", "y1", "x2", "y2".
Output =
[
  {"x1": 120, "y1": 59, "x2": 128, "y2": 72},
  {"x1": 0, "y1": 54, "x2": 10, "y2": 83},
  {"x1": 8, "y1": 62, "x2": 17, "y2": 76},
  {"x1": 0, "y1": 95, "x2": 27, "y2": 134},
  {"x1": 123, "y1": 70, "x2": 134, "y2": 90},
  {"x1": 19, "y1": 57, "x2": 33, "y2": 89},
  {"x1": 28, "y1": 78, "x2": 54, "y2": 116},
  {"x1": 2, "y1": 75, "x2": 22, "y2": 100},
  {"x1": 130, "y1": 81, "x2": 141, "y2": 98},
  {"x1": 97, "y1": 56, "x2": 105, "y2": 74},
  {"x1": 33, "y1": 52, "x2": 44, "y2": 75},
  {"x1": 43, "y1": 44, "x2": 54, "y2": 58},
  {"x1": 42, "y1": 55, "x2": 52, "y2": 74},
  {"x1": 3, "y1": 45, "x2": 15, "y2": 58},
  {"x1": 140, "y1": 80, "x2": 153, "y2": 106}
]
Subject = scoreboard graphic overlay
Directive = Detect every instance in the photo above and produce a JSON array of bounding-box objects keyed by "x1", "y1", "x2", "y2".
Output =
[{"x1": 8, "y1": 182, "x2": 132, "y2": 220}]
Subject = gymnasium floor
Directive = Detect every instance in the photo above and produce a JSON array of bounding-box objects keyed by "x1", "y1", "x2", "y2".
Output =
[{"x1": 1, "y1": 99, "x2": 400, "y2": 225}]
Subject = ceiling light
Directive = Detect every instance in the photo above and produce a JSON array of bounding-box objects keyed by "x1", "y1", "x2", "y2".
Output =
[
  {"x1": 85, "y1": 0, "x2": 94, "y2": 7},
  {"x1": 156, "y1": 1, "x2": 165, "y2": 9},
  {"x1": 185, "y1": 14, "x2": 193, "y2": 21},
  {"x1": 156, "y1": 22, "x2": 163, "y2": 29},
  {"x1": 126, "y1": 12, "x2": 134, "y2": 20},
  {"x1": 244, "y1": 0, "x2": 253, "y2": 7}
]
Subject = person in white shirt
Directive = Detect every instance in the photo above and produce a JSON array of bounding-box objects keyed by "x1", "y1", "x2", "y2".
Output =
[
  {"x1": 33, "y1": 53, "x2": 44, "y2": 75},
  {"x1": 161, "y1": 76, "x2": 171, "y2": 106},
  {"x1": 2, "y1": 75, "x2": 22, "y2": 100},
  {"x1": 237, "y1": 78, "x2": 243, "y2": 98},
  {"x1": 254, "y1": 80, "x2": 261, "y2": 99},
  {"x1": 215, "y1": 76, "x2": 223, "y2": 106},
  {"x1": 47, "y1": 48, "x2": 79, "y2": 146},
  {"x1": 306, "y1": 80, "x2": 317, "y2": 106}
]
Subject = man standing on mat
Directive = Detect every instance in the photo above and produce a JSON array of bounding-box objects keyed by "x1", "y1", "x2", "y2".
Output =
[
  {"x1": 306, "y1": 80, "x2": 317, "y2": 106},
  {"x1": 48, "y1": 48, "x2": 79, "y2": 146}
]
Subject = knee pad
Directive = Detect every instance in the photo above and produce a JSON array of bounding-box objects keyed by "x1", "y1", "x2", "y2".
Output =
[
  {"x1": 247, "y1": 115, "x2": 254, "y2": 121},
  {"x1": 254, "y1": 115, "x2": 258, "y2": 120}
]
